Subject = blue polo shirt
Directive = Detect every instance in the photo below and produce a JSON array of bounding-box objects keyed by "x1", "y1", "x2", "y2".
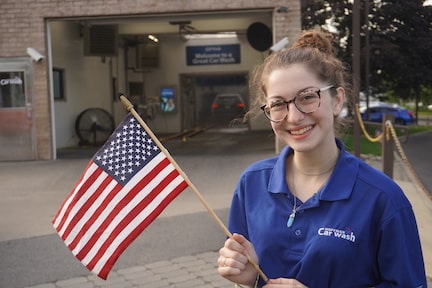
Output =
[{"x1": 228, "y1": 139, "x2": 426, "y2": 287}]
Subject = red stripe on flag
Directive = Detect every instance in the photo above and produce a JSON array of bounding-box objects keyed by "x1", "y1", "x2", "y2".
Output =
[
  {"x1": 97, "y1": 179, "x2": 188, "y2": 279},
  {"x1": 61, "y1": 175, "x2": 114, "y2": 241},
  {"x1": 67, "y1": 181, "x2": 122, "y2": 251},
  {"x1": 52, "y1": 161, "x2": 92, "y2": 224},
  {"x1": 74, "y1": 157, "x2": 171, "y2": 261},
  {"x1": 86, "y1": 169, "x2": 185, "y2": 272},
  {"x1": 54, "y1": 165, "x2": 103, "y2": 234}
]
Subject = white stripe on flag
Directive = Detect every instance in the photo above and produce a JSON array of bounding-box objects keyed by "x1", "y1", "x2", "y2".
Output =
[
  {"x1": 59, "y1": 168, "x2": 109, "y2": 237},
  {"x1": 69, "y1": 152, "x2": 166, "y2": 255},
  {"x1": 74, "y1": 153, "x2": 171, "y2": 261},
  {"x1": 92, "y1": 173, "x2": 185, "y2": 275},
  {"x1": 53, "y1": 164, "x2": 99, "y2": 229},
  {"x1": 64, "y1": 179, "x2": 117, "y2": 246}
]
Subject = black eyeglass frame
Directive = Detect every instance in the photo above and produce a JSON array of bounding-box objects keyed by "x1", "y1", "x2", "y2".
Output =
[{"x1": 260, "y1": 85, "x2": 334, "y2": 122}]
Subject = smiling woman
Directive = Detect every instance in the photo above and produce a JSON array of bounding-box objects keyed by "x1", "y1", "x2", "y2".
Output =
[{"x1": 217, "y1": 29, "x2": 427, "y2": 288}]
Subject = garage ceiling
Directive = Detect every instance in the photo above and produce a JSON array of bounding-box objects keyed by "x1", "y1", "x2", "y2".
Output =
[{"x1": 79, "y1": 10, "x2": 273, "y2": 37}]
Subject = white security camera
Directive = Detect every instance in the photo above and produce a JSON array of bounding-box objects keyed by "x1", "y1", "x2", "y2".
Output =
[
  {"x1": 27, "y1": 47, "x2": 44, "y2": 62},
  {"x1": 270, "y1": 37, "x2": 289, "y2": 52}
]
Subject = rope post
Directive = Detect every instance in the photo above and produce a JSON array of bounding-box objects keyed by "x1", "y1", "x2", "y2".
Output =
[{"x1": 382, "y1": 114, "x2": 395, "y2": 178}]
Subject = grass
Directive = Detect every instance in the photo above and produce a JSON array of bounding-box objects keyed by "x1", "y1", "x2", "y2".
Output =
[
  {"x1": 341, "y1": 123, "x2": 432, "y2": 156},
  {"x1": 341, "y1": 131, "x2": 382, "y2": 156},
  {"x1": 406, "y1": 125, "x2": 432, "y2": 134},
  {"x1": 418, "y1": 110, "x2": 432, "y2": 117}
]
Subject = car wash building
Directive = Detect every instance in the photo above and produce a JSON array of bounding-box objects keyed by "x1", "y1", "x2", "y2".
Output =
[{"x1": 0, "y1": 0, "x2": 301, "y2": 161}]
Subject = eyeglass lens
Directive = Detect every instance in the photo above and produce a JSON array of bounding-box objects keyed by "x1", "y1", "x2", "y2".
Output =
[{"x1": 264, "y1": 89, "x2": 321, "y2": 122}]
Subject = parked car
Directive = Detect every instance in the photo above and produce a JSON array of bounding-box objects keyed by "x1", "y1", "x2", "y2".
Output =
[
  {"x1": 360, "y1": 104, "x2": 415, "y2": 125},
  {"x1": 211, "y1": 93, "x2": 246, "y2": 124}
]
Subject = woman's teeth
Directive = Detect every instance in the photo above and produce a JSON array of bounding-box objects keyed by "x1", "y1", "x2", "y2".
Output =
[{"x1": 290, "y1": 126, "x2": 312, "y2": 135}]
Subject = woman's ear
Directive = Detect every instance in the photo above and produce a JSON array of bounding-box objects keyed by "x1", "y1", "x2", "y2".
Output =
[{"x1": 333, "y1": 87, "x2": 346, "y2": 116}]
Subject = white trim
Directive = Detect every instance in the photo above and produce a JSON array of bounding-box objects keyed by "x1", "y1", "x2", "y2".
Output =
[{"x1": 46, "y1": 21, "x2": 57, "y2": 159}]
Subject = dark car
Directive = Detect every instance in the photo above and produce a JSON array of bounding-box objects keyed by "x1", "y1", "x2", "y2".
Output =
[
  {"x1": 211, "y1": 93, "x2": 246, "y2": 124},
  {"x1": 361, "y1": 104, "x2": 415, "y2": 125}
]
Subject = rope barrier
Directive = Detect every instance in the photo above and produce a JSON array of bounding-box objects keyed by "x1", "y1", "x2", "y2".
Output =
[
  {"x1": 385, "y1": 120, "x2": 432, "y2": 201},
  {"x1": 354, "y1": 105, "x2": 432, "y2": 201},
  {"x1": 354, "y1": 104, "x2": 384, "y2": 142}
]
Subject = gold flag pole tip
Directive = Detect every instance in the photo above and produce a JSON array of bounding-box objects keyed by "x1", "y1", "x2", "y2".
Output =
[{"x1": 120, "y1": 95, "x2": 134, "y2": 111}]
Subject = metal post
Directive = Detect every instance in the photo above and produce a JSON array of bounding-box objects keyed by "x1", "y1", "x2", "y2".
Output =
[
  {"x1": 382, "y1": 114, "x2": 394, "y2": 178},
  {"x1": 352, "y1": 0, "x2": 361, "y2": 157},
  {"x1": 364, "y1": 0, "x2": 370, "y2": 120}
]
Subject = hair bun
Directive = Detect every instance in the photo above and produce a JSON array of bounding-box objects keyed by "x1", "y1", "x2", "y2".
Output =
[{"x1": 292, "y1": 30, "x2": 335, "y2": 55}]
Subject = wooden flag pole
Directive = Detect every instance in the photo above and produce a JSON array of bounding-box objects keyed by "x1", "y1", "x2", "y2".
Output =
[{"x1": 120, "y1": 95, "x2": 268, "y2": 283}]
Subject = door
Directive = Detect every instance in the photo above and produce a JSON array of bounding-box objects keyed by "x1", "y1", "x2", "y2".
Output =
[{"x1": 0, "y1": 59, "x2": 35, "y2": 160}]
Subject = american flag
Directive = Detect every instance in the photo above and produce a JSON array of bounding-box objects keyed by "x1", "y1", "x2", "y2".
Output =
[{"x1": 52, "y1": 114, "x2": 188, "y2": 279}]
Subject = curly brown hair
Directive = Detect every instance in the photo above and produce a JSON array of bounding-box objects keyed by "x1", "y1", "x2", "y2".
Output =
[{"x1": 249, "y1": 29, "x2": 352, "y2": 135}]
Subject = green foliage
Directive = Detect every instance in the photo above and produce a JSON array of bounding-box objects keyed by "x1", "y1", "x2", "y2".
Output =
[
  {"x1": 419, "y1": 85, "x2": 432, "y2": 106},
  {"x1": 301, "y1": 0, "x2": 432, "y2": 104}
]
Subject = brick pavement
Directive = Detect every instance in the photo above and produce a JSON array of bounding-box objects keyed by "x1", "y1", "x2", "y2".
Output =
[{"x1": 25, "y1": 251, "x2": 232, "y2": 288}]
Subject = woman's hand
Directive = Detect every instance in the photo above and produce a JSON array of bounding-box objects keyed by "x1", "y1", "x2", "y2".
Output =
[
  {"x1": 217, "y1": 233, "x2": 259, "y2": 287},
  {"x1": 263, "y1": 278, "x2": 308, "y2": 288}
]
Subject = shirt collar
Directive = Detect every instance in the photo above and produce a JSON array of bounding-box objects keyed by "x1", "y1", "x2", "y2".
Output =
[{"x1": 267, "y1": 139, "x2": 358, "y2": 201}]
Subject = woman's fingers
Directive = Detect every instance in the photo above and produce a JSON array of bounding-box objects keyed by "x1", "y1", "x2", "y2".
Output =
[
  {"x1": 264, "y1": 278, "x2": 308, "y2": 287},
  {"x1": 217, "y1": 233, "x2": 261, "y2": 286}
]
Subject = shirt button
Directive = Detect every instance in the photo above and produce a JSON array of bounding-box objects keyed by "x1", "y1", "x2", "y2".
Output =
[{"x1": 295, "y1": 229, "x2": 302, "y2": 236}]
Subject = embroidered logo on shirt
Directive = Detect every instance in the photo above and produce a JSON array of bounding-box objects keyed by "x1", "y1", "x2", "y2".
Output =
[{"x1": 317, "y1": 227, "x2": 356, "y2": 242}]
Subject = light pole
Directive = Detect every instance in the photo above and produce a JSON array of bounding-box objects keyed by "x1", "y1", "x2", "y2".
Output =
[
  {"x1": 352, "y1": 0, "x2": 361, "y2": 157},
  {"x1": 364, "y1": 0, "x2": 370, "y2": 120}
]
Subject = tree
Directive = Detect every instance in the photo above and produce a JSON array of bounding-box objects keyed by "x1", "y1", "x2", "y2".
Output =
[{"x1": 301, "y1": 0, "x2": 432, "y2": 121}]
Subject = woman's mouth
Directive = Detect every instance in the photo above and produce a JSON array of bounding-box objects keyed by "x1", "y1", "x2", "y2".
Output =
[{"x1": 289, "y1": 125, "x2": 313, "y2": 136}]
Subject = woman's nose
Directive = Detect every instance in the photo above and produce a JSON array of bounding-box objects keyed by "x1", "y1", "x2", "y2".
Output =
[{"x1": 285, "y1": 102, "x2": 304, "y2": 123}]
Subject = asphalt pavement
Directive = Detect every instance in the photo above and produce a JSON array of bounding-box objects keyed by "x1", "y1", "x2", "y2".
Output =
[
  {"x1": 0, "y1": 127, "x2": 431, "y2": 288},
  {"x1": 400, "y1": 130, "x2": 432, "y2": 195}
]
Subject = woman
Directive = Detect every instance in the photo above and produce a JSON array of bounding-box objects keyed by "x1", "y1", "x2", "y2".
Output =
[{"x1": 217, "y1": 30, "x2": 426, "y2": 287}]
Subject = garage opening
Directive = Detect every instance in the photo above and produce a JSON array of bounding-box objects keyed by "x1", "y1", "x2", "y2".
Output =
[{"x1": 180, "y1": 73, "x2": 249, "y2": 130}]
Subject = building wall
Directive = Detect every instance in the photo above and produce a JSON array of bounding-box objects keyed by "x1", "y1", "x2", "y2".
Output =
[
  {"x1": 0, "y1": 0, "x2": 301, "y2": 160},
  {"x1": 50, "y1": 21, "x2": 117, "y2": 148}
]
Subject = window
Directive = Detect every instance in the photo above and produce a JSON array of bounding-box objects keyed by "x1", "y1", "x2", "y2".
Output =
[
  {"x1": 53, "y1": 68, "x2": 65, "y2": 100},
  {"x1": 0, "y1": 71, "x2": 26, "y2": 107}
]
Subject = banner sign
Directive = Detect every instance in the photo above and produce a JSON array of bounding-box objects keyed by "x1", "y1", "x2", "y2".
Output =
[{"x1": 186, "y1": 44, "x2": 240, "y2": 66}]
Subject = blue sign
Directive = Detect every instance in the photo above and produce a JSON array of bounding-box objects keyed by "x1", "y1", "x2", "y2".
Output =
[
  {"x1": 160, "y1": 87, "x2": 175, "y2": 112},
  {"x1": 186, "y1": 44, "x2": 240, "y2": 66}
]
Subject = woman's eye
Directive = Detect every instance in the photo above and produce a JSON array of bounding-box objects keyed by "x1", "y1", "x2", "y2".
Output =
[
  {"x1": 298, "y1": 93, "x2": 318, "y2": 102},
  {"x1": 301, "y1": 94, "x2": 314, "y2": 100},
  {"x1": 270, "y1": 102, "x2": 286, "y2": 109}
]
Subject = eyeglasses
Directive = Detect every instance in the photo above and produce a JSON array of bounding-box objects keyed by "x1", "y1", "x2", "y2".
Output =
[{"x1": 260, "y1": 85, "x2": 334, "y2": 122}]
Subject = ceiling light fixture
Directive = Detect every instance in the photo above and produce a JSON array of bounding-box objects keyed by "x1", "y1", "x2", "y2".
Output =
[
  {"x1": 184, "y1": 32, "x2": 238, "y2": 40},
  {"x1": 148, "y1": 34, "x2": 158, "y2": 43}
]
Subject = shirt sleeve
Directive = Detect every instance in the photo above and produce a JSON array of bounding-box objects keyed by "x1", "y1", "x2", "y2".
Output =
[
  {"x1": 375, "y1": 206, "x2": 426, "y2": 287},
  {"x1": 227, "y1": 175, "x2": 250, "y2": 239}
]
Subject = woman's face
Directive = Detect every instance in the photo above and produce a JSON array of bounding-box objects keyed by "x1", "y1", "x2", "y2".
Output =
[{"x1": 265, "y1": 64, "x2": 345, "y2": 154}]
